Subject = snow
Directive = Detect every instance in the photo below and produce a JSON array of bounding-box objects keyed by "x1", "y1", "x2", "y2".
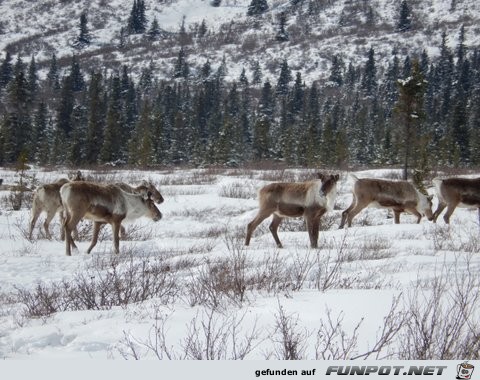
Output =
[
  {"x1": 0, "y1": 166, "x2": 479, "y2": 359},
  {"x1": 1, "y1": 0, "x2": 479, "y2": 84}
]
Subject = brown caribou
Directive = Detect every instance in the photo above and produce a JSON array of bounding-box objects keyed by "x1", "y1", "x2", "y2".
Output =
[
  {"x1": 245, "y1": 173, "x2": 340, "y2": 248},
  {"x1": 29, "y1": 171, "x2": 84, "y2": 240},
  {"x1": 60, "y1": 181, "x2": 162, "y2": 256},
  {"x1": 339, "y1": 175, "x2": 434, "y2": 228},
  {"x1": 432, "y1": 177, "x2": 480, "y2": 224},
  {"x1": 29, "y1": 176, "x2": 163, "y2": 240}
]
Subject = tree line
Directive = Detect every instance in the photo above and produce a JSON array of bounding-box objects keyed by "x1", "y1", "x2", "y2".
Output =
[{"x1": 0, "y1": 25, "x2": 479, "y2": 173}]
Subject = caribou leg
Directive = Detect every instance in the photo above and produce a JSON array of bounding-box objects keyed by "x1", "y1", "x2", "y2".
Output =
[
  {"x1": 87, "y1": 222, "x2": 103, "y2": 254},
  {"x1": 268, "y1": 214, "x2": 284, "y2": 248},
  {"x1": 245, "y1": 210, "x2": 272, "y2": 246}
]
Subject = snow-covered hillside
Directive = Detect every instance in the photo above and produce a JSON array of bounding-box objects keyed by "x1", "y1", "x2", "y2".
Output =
[
  {"x1": 1, "y1": 0, "x2": 479, "y2": 82},
  {"x1": 0, "y1": 167, "x2": 479, "y2": 359}
]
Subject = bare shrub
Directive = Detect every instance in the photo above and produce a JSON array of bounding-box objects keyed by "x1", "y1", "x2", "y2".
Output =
[
  {"x1": 185, "y1": 239, "x2": 250, "y2": 309},
  {"x1": 15, "y1": 282, "x2": 63, "y2": 319},
  {"x1": 344, "y1": 236, "x2": 394, "y2": 261},
  {"x1": 279, "y1": 218, "x2": 305, "y2": 232},
  {"x1": 286, "y1": 249, "x2": 316, "y2": 291},
  {"x1": 252, "y1": 250, "x2": 288, "y2": 294},
  {"x1": 73, "y1": 220, "x2": 94, "y2": 242},
  {"x1": 15, "y1": 254, "x2": 177, "y2": 318},
  {"x1": 218, "y1": 182, "x2": 256, "y2": 199},
  {"x1": 315, "y1": 309, "x2": 363, "y2": 360},
  {"x1": 315, "y1": 297, "x2": 406, "y2": 360},
  {"x1": 13, "y1": 215, "x2": 33, "y2": 241},
  {"x1": 428, "y1": 225, "x2": 480, "y2": 253},
  {"x1": 397, "y1": 257, "x2": 480, "y2": 359},
  {"x1": 429, "y1": 225, "x2": 454, "y2": 252},
  {"x1": 119, "y1": 224, "x2": 155, "y2": 241},
  {"x1": 167, "y1": 207, "x2": 216, "y2": 221},
  {"x1": 269, "y1": 303, "x2": 308, "y2": 360},
  {"x1": 181, "y1": 308, "x2": 261, "y2": 359},
  {"x1": 160, "y1": 186, "x2": 208, "y2": 196},
  {"x1": 157, "y1": 171, "x2": 217, "y2": 186},
  {"x1": 118, "y1": 307, "x2": 262, "y2": 360},
  {"x1": 255, "y1": 170, "x2": 296, "y2": 182},
  {"x1": 313, "y1": 235, "x2": 348, "y2": 292},
  {"x1": 351, "y1": 295, "x2": 407, "y2": 359},
  {"x1": 319, "y1": 213, "x2": 338, "y2": 231}
]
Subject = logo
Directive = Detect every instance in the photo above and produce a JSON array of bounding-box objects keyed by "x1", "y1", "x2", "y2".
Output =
[{"x1": 457, "y1": 362, "x2": 474, "y2": 380}]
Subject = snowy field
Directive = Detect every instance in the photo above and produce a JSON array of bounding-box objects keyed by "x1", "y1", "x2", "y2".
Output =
[{"x1": 0, "y1": 166, "x2": 479, "y2": 359}]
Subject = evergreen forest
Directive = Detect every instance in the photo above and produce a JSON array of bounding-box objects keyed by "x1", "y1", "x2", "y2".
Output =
[{"x1": 0, "y1": 1, "x2": 479, "y2": 173}]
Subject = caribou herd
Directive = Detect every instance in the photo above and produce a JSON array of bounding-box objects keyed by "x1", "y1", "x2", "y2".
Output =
[{"x1": 26, "y1": 171, "x2": 480, "y2": 255}]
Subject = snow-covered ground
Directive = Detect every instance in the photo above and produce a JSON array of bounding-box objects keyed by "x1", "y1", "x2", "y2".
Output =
[
  {"x1": 0, "y1": 166, "x2": 479, "y2": 359},
  {"x1": 1, "y1": 0, "x2": 479, "y2": 84}
]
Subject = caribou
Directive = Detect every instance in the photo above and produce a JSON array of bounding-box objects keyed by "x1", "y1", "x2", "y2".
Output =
[
  {"x1": 432, "y1": 177, "x2": 480, "y2": 224},
  {"x1": 115, "y1": 180, "x2": 164, "y2": 204},
  {"x1": 29, "y1": 171, "x2": 84, "y2": 240},
  {"x1": 245, "y1": 173, "x2": 340, "y2": 248},
  {"x1": 29, "y1": 177, "x2": 163, "y2": 240},
  {"x1": 60, "y1": 181, "x2": 162, "y2": 256},
  {"x1": 339, "y1": 175, "x2": 434, "y2": 228}
]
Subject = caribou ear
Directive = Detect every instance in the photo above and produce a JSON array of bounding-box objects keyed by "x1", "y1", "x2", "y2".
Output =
[{"x1": 317, "y1": 173, "x2": 325, "y2": 181}]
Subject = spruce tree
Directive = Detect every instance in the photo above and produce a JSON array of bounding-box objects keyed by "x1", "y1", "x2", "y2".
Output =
[
  {"x1": 239, "y1": 68, "x2": 249, "y2": 87},
  {"x1": 402, "y1": 55, "x2": 411, "y2": 79},
  {"x1": 200, "y1": 60, "x2": 212, "y2": 81},
  {"x1": 384, "y1": 51, "x2": 400, "y2": 109},
  {"x1": 46, "y1": 54, "x2": 60, "y2": 90},
  {"x1": 118, "y1": 27, "x2": 127, "y2": 49},
  {"x1": 75, "y1": 13, "x2": 90, "y2": 48},
  {"x1": 127, "y1": 0, "x2": 147, "y2": 34},
  {"x1": 178, "y1": 16, "x2": 191, "y2": 46},
  {"x1": 276, "y1": 59, "x2": 292, "y2": 96},
  {"x1": 252, "y1": 117, "x2": 270, "y2": 159},
  {"x1": 397, "y1": 0, "x2": 412, "y2": 32},
  {"x1": 259, "y1": 80, "x2": 274, "y2": 121},
  {"x1": 329, "y1": 55, "x2": 344, "y2": 86},
  {"x1": 251, "y1": 60, "x2": 262, "y2": 86},
  {"x1": 173, "y1": 47, "x2": 189, "y2": 79},
  {"x1": 56, "y1": 76, "x2": 75, "y2": 138},
  {"x1": 361, "y1": 47, "x2": 377, "y2": 97},
  {"x1": 469, "y1": 87, "x2": 480, "y2": 165},
  {"x1": 394, "y1": 60, "x2": 426, "y2": 179},
  {"x1": 67, "y1": 104, "x2": 88, "y2": 166},
  {"x1": 247, "y1": 0, "x2": 269, "y2": 16},
  {"x1": 198, "y1": 19, "x2": 208, "y2": 38},
  {"x1": 275, "y1": 12, "x2": 289, "y2": 42},
  {"x1": 100, "y1": 75, "x2": 123, "y2": 163},
  {"x1": 69, "y1": 55, "x2": 85, "y2": 92},
  {"x1": 84, "y1": 72, "x2": 105, "y2": 164},
  {"x1": 456, "y1": 24, "x2": 466, "y2": 63},
  {"x1": 4, "y1": 56, "x2": 31, "y2": 162},
  {"x1": 33, "y1": 102, "x2": 49, "y2": 164},
  {"x1": 129, "y1": 101, "x2": 153, "y2": 167},
  {"x1": 289, "y1": 72, "x2": 304, "y2": 117},
  {"x1": 27, "y1": 55, "x2": 38, "y2": 104},
  {"x1": 0, "y1": 51, "x2": 13, "y2": 88},
  {"x1": 215, "y1": 116, "x2": 237, "y2": 165},
  {"x1": 147, "y1": 17, "x2": 161, "y2": 41}
]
